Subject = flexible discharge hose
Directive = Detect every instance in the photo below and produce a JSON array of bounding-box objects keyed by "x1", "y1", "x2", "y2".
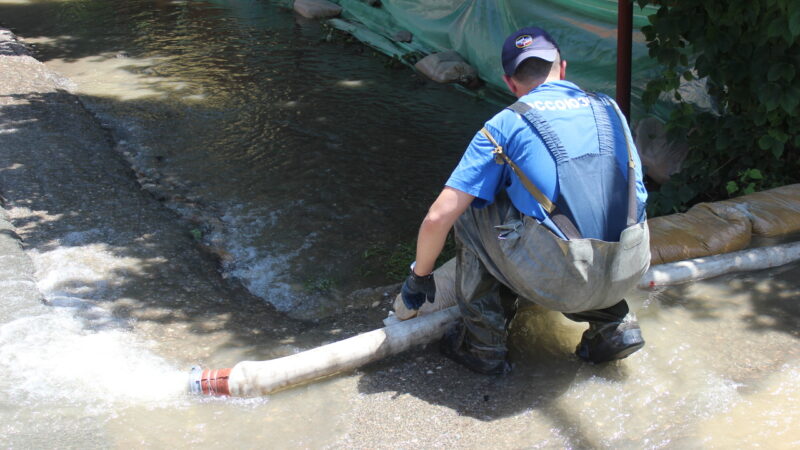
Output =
[{"x1": 189, "y1": 241, "x2": 800, "y2": 397}]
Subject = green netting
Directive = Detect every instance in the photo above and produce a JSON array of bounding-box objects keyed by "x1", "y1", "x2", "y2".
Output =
[{"x1": 323, "y1": 0, "x2": 685, "y2": 120}]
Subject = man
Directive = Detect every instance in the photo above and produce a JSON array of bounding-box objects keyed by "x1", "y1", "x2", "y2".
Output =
[{"x1": 400, "y1": 27, "x2": 651, "y2": 374}]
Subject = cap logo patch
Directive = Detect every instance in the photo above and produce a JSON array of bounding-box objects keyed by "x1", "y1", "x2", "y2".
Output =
[{"x1": 515, "y1": 35, "x2": 534, "y2": 48}]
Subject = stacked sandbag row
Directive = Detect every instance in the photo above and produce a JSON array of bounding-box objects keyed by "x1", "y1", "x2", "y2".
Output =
[{"x1": 648, "y1": 184, "x2": 800, "y2": 265}]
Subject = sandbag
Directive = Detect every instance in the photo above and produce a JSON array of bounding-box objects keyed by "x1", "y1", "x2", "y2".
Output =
[
  {"x1": 647, "y1": 202, "x2": 752, "y2": 265},
  {"x1": 413, "y1": 50, "x2": 478, "y2": 84},
  {"x1": 294, "y1": 0, "x2": 342, "y2": 19},
  {"x1": 718, "y1": 184, "x2": 800, "y2": 237}
]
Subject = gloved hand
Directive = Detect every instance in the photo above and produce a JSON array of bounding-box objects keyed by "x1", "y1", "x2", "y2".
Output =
[{"x1": 401, "y1": 269, "x2": 436, "y2": 310}]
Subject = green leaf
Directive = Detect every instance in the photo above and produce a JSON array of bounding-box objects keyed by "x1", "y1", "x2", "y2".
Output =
[
  {"x1": 768, "y1": 129, "x2": 790, "y2": 143},
  {"x1": 758, "y1": 135, "x2": 774, "y2": 150},
  {"x1": 768, "y1": 62, "x2": 796, "y2": 82},
  {"x1": 779, "y1": 85, "x2": 800, "y2": 113},
  {"x1": 789, "y1": 3, "x2": 800, "y2": 38},
  {"x1": 726, "y1": 181, "x2": 739, "y2": 194},
  {"x1": 678, "y1": 183, "x2": 695, "y2": 202},
  {"x1": 771, "y1": 141, "x2": 785, "y2": 159},
  {"x1": 768, "y1": 64, "x2": 782, "y2": 82},
  {"x1": 768, "y1": 20, "x2": 786, "y2": 38},
  {"x1": 780, "y1": 94, "x2": 800, "y2": 113},
  {"x1": 747, "y1": 169, "x2": 764, "y2": 180}
]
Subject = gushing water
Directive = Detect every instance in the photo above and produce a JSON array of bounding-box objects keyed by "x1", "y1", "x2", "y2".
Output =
[
  {"x1": 0, "y1": 307, "x2": 187, "y2": 407},
  {"x1": 0, "y1": 0, "x2": 798, "y2": 448}
]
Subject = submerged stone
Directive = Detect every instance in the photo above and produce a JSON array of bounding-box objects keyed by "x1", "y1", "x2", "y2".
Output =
[
  {"x1": 414, "y1": 50, "x2": 478, "y2": 85},
  {"x1": 392, "y1": 30, "x2": 412, "y2": 43},
  {"x1": 293, "y1": 0, "x2": 342, "y2": 19}
]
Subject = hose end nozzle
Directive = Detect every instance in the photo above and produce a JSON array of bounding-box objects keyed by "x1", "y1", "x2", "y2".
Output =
[{"x1": 188, "y1": 365, "x2": 232, "y2": 396}]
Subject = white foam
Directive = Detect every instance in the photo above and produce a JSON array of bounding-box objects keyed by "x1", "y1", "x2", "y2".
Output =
[
  {"x1": 0, "y1": 233, "x2": 189, "y2": 411},
  {"x1": 211, "y1": 204, "x2": 315, "y2": 311},
  {"x1": 0, "y1": 309, "x2": 187, "y2": 411},
  {"x1": 30, "y1": 242, "x2": 162, "y2": 297}
]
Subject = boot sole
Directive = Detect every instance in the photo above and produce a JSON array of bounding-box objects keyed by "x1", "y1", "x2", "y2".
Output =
[
  {"x1": 609, "y1": 341, "x2": 644, "y2": 361},
  {"x1": 576, "y1": 339, "x2": 645, "y2": 363}
]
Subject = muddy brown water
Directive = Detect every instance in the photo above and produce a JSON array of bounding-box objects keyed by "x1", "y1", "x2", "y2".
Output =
[{"x1": 0, "y1": 0, "x2": 798, "y2": 448}]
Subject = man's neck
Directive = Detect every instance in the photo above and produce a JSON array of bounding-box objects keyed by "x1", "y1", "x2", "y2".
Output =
[{"x1": 517, "y1": 75, "x2": 562, "y2": 98}]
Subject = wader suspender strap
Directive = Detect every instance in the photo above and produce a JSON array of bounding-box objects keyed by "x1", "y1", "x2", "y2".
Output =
[
  {"x1": 597, "y1": 94, "x2": 640, "y2": 227},
  {"x1": 480, "y1": 122, "x2": 581, "y2": 240},
  {"x1": 479, "y1": 127, "x2": 555, "y2": 213}
]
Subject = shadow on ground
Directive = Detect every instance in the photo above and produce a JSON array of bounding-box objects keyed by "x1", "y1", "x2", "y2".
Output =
[{"x1": 0, "y1": 88, "x2": 388, "y2": 366}]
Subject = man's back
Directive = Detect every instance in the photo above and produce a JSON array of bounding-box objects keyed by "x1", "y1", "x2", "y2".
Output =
[{"x1": 447, "y1": 80, "x2": 647, "y2": 240}]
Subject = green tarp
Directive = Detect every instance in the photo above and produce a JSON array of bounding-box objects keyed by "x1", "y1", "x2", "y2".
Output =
[{"x1": 322, "y1": 0, "x2": 699, "y2": 121}]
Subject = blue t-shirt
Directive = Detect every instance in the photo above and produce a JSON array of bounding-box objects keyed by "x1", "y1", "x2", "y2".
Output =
[{"x1": 446, "y1": 80, "x2": 647, "y2": 224}]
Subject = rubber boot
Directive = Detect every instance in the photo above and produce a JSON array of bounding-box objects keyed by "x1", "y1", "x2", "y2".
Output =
[
  {"x1": 440, "y1": 321, "x2": 511, "y2": 375},
  {"x1": 575, "y1": 316, "x2": 644, "y2": 363}
]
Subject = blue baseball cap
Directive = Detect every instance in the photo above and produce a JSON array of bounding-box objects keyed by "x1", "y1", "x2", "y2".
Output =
[{"x1": 501, "y1": 27, "x2": 560, "y2": 76}]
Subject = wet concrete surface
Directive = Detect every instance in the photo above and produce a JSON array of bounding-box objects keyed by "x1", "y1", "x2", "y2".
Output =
[{"x1": 2, "y1": 26, "x2": 799, "y2": 449}]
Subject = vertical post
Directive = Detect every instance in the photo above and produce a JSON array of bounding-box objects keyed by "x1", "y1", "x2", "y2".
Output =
[{"x1": 616, "y1": 0, "x2": 633, "y2": 122}]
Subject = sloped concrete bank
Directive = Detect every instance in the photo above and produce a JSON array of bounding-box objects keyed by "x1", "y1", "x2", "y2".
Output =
[
  {"x1": 0, "y1": 29, "x2": 47, "y2": 319},
  {"x1": 0, "y1": 28, "x2": 42, "y2": 319},
  {"x1": 0, "y1": 198, "x2": 43, "y2": 317},
  {"x1": 0, "y1": 27, "x2": 333, "y2": 368}
]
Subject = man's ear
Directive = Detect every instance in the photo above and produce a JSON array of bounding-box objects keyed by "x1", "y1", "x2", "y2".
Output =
[
  {"x1": 502, "y1": 74, "x2": 518, "y2": 96},
  {"x1": 559, "y1": 59, "x2": 567, "y2": 80}
]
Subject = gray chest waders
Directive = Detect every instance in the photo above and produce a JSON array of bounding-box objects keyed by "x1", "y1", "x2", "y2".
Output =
[{"x1": 446, "y1": 93, "x2": 651, "y2": 373}]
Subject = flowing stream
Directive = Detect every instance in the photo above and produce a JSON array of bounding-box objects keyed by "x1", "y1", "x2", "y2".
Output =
[{"x1": 0, "y1": 0, "x2": 798, "y2": 448}]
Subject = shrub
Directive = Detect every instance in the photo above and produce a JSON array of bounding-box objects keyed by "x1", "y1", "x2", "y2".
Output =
[{"x1": 637, "y1": 0, "x2": 800, "y2": 215}]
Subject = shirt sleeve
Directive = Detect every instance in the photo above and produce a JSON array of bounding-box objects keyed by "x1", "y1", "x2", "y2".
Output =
[{"x1": 445, "y1": 123, "x2": 507, "y2": 209}]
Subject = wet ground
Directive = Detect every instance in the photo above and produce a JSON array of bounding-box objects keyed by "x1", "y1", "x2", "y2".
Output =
[{"x1": 1, "y1": 1, "x2": 799, "y2": 448}]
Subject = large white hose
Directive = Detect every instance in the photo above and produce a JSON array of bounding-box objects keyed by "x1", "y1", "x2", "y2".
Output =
[
  {"x1": 188, "y1": 307, "x2": 461, "y2": 397},
  {"x1": 639, "y1": 241, "x2": 800, "y2": 288},
  {"x1": 189, "y1": 241, "x2": 800, "y2": 397}
]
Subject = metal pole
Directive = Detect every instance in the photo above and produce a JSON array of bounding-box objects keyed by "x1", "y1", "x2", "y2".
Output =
[{"x1": 616, "y1": 0, "x2": 633, "y2": 122}]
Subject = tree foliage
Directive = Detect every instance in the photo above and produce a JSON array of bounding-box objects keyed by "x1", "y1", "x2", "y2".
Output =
[{"x1": 637, "y1": 0, "x2": 800, "y2": 215}]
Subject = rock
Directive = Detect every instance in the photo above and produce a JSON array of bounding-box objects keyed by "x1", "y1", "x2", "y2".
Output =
[
  {"x1": 293, "y1": 0, "x2": 342, "y2": 19},
  {"x1": 392, "y1": 30, "x2": 412, "y2": 43},
  {"x1": 634, "y1": 117, "x2": 689, "y2": 184},
  {"x1": 0, "y1": 28, "x2": 29, "y2": 57},
  {"x1": 349, "y1": 283, "x2": 399, "y2": 309},
  {"x1": 414, "y1": 50, "x2": 478, "y2": 85}
]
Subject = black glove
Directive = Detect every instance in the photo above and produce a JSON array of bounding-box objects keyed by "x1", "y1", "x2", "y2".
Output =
[{"x1": 401, "y1": 269, "x2": 436, "y2": 310}]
